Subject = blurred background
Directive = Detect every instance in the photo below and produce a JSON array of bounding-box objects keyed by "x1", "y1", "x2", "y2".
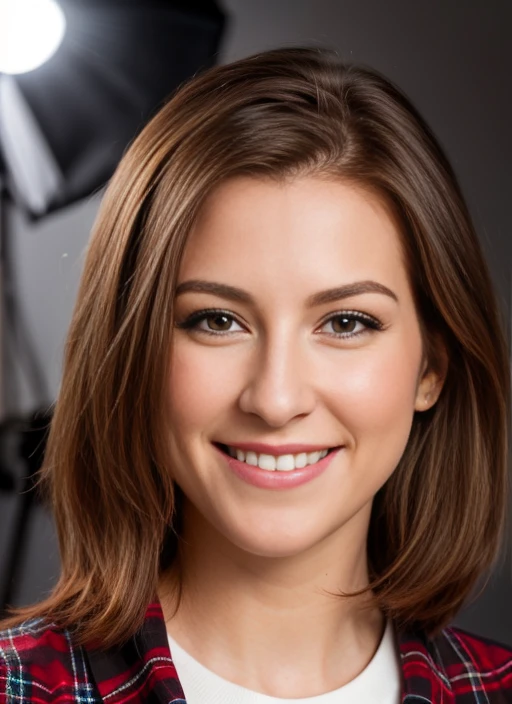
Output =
[{"x1": 0, "y1": 0, "x2": 510, "y2": 642}]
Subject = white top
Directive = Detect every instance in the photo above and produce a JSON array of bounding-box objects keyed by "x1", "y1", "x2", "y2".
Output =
[{"x1": 167, "y1": 619, "x2": 402, "y2": 703}]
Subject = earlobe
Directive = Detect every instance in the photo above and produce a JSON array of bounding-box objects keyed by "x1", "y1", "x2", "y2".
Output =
[
  {"x1": 414, "y1": 376, "x2": 440, "y2": 411},
  {"x1": 414, "y1": 336, "x2": 449, "y2": 412}
]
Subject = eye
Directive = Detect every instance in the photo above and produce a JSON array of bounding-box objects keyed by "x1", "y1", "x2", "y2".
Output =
[
  {"x1": 175, "y1": 309, "x2": 244, "y2": 336},
  {"x1": 175, "y1": 308, "x2": 384, "y2": 340},
  {"x1": 319, "y1": 310, "x2": 384, "y2": 339}
]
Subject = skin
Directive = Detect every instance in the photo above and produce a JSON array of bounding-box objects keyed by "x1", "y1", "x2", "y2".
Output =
[{"x1": 157, "y1": 175, "x2": 446, "y2": 697}]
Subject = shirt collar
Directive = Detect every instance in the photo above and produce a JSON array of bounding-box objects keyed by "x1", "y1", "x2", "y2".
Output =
[{"x1": 85, "y1": 598, "x2": 453, "y2": 703}]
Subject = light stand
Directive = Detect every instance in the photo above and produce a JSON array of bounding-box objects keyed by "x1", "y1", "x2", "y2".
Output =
[
  {"x1": 0, "y1": 0, "x2": 225, "y2": 614},
  {"x1": 0, "y1": 155, "x2": 52, "y2": 613}
]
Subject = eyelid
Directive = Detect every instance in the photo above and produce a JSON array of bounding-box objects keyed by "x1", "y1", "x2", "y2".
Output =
[
  {"x1": 318, "y1": 309, "x2": 382, "y2": 328},
  {"x1": 175, "y1": 307, "x2": 385, "y2": 339}
]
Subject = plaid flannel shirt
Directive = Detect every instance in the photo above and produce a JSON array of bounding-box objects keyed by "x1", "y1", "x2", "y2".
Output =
[{"x1": 1, "y1": 599, "x2": 511, "y2": 703}]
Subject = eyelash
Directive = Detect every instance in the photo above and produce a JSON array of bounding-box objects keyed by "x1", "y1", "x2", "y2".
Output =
[{"x1": 175, "y1": 308, "x2": 384, "y2": 340}]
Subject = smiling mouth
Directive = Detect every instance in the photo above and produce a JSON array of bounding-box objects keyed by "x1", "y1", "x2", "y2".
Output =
[
  {"x1": 213, "y1": 442, "x2": 342, "y2": 478},
  {"x1": 214, "y1": 443, "x2": 340, "y2": 461}
]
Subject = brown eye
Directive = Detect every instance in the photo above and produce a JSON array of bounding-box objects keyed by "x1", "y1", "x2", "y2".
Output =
[
  {"x1": 330, "y1": 316, "x2": 358, "y2": 334},
  {"x1": 319, "y1": 311, "x2": 384, "y2": 340},
  {"x1": 206, "y1": 314, "x2": 233, "y2": 332},
  {"x1": 175, "y1": 310, "x2": 245, "y2": 336},
  {"x1": 176, "y1": 308, "x2": 383, "y2": 340}
]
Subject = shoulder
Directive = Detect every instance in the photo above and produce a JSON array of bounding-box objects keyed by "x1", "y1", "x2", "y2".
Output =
[
  {"x1": 431, "y1": 624, "x2": 512, "y2": 698},
  {"x1": 0, "y1": 617, "x2": 100, "y2": 702}
]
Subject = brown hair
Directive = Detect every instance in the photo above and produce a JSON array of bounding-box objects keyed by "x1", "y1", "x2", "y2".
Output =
[{"x1": 1, "y1": 47, "x2": 509, "y2": 648}]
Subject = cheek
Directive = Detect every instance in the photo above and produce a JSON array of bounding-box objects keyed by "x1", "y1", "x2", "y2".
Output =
[
  {"x1": 168, "y1": 324, "x2": 423, "y2": 445},
  {"x1": 327, "y1": 334, "x2": 422, "y2": 460},
  {"x1": 167, "y1": 340, "x2": 236, "y2": 432}
]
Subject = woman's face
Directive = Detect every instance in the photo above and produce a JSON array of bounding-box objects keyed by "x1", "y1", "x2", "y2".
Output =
[{"x1": 166, "y1": 175, "x2": 441, "y2": 559}]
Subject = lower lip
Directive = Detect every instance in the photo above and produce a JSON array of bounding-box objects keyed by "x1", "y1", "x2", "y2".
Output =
[{"x1": 213, "y1": 444, "x2": 343, "y2": 490}]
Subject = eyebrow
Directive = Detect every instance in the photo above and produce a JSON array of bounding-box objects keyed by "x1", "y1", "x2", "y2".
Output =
[{"x1": 174, "y1": 279, "x2": 398, "y2": 306}]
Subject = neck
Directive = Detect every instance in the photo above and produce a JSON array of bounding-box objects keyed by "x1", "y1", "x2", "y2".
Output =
[{"x1": 158, "y1": 499, "x2": 385, "y2": 698}]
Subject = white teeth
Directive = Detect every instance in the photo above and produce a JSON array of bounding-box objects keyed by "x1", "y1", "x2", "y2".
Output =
[
  {"x1": 246, "y1": 451, "x2": 258, "y2": 466},
  {"x1": 225, "y1": 445, "x2": 330, "y2": 471},
  {"x1": 276, "y1": 454, "x2": 295, "y2": 471},
  {"x1": 258, "y1": 454, "x2": 276, "y2": 471}
]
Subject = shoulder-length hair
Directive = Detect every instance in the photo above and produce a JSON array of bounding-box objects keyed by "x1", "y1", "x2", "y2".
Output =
[{"x1": 1, "y1": 47, "x2": 509, "y2": 649}]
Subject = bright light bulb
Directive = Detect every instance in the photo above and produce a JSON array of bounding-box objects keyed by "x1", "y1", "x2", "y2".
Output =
[{"x1": 0, "y1": 0, "x2": 66, "y2": 75}]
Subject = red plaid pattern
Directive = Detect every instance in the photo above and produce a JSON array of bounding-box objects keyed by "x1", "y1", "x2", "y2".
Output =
[{"x1": 1, "y1": 599, "x2": 511, "y2": 702}]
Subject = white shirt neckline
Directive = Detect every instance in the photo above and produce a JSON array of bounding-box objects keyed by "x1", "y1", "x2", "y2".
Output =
[{"x1": 167, "y1": 618, "x2": 402, "y2": 703}]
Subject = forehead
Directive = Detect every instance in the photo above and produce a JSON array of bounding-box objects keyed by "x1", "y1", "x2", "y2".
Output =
[{"x1": 179, "y1": 175, "x2": 409, "y2": 297}]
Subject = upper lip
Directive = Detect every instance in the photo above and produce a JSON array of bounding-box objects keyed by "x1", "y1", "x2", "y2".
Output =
[{"x1": 216, "y1": 441, "x2": 341, "y2": 455}]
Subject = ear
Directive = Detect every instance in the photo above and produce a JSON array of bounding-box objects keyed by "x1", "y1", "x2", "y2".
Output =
[{"x1": 414, "y1": 334, "x2": 449, "y2": 412}]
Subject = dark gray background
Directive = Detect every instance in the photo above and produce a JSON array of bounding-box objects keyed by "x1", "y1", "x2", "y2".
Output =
[{"x1": 1, "y1": 0, "x2": 511, "y2": 642}]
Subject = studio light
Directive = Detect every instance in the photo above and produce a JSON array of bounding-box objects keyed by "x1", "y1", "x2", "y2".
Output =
[
  {"x1": 0, "y1": 0, "x2": 66, "y2": 75},
  {"x1": 0, "y1": 0, "x2": 225, "y2": 613}
]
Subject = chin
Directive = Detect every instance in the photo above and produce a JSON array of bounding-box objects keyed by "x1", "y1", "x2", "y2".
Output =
[
  {"x1": 219, "y1": 519, "x2": 334, "y2": 559},
  {"x1": 232, "y1": 539, "x2": 318, "y2": 559}
]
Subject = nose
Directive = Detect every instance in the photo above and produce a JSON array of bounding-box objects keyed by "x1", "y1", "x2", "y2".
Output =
[{"x1": 237, "y1": 329, "x2": 316, "y2": 428}]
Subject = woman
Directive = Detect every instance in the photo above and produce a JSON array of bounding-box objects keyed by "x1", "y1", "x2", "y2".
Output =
[{"x1": 0, "y1": 47, "x2": 510, "y2": 703}]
